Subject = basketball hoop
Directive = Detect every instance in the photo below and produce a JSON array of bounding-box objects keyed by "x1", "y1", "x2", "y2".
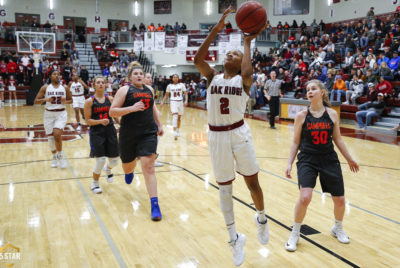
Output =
[{"x1": 32, "y1": 48, "x2": 42, "y2": 55}]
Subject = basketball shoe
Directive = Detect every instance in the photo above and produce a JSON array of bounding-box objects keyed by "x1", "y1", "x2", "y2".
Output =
[
  {"x1": 91, "y1": 181, "x2": 102, "y2": 194},
  {"x1": 51, "y1": 154, "x2": 58, "y2": 168},
  {"x1": 151, "y1": 198, "x2": 162, "y2": 221},
  {"x1": 254, "y1": 214, "x2": 269, "y2": 244},
  {"x1": 58, "y1": 152, "x2": 67, "y2": 169},
  {"x1": 331, "y1": 225, "x2": 350, "y2": 243},
  {"x1": 104, "y1": 165, "x2": 114, "y2": 183},
  {"x1": 76, "y1": 124, "x2": 82, "y2": 132},
  {"x1": 229, "y1": 233, "x2": 246, "y2": 266},
  {"x1": 285, "y1": 230, "x2": 300, "y2": 252},
  {"x1": 174, "y1": 131, "x2": 178, "y2": 140}
]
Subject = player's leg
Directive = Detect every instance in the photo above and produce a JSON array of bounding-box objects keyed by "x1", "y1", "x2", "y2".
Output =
[
  {"x1": 92, "y1": 156, "x2": 106, "y2": 194},
  {"x1": 122, "y1": 160, "x2": 137, "y2": 184},
  {"x1": 44, "y1": 112, "x2": 58, "y2": 167},
  {"x1": 140, "y1": 154, "x2": 162, "y2": 221},
  {"x1": 53, "y1": 111, "x2": 68, "y2": 168}
]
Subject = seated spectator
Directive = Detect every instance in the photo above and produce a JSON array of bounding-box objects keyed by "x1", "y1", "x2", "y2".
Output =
[
  {"x1": 377, "y1": 52, "x2": 389, "y2": 66},
  {"x1": 324, "y1": 47, "x2": 335, "y2": 64},
  {"x1": 375, "y1": 76, "x2": 394, "y2": 99},
  {"x1": 103, "y1": 64, "x2": 110, "y2": 77},
  {"x1": 356, "y1": 93, "x2": 385, "y2": 129},
  {"x1": 344, "y1": 51, "x2": 354, "y2": 72},
  {"x1": 365, "y1": 53, "x2": 376, "y2": 70},
  {"x1": 60, "y1": 48, "x2": 69, "y2": 61},
  {"x1": 354, "y1": 55, "x2": 366, "y2": 69},
  {"x1": 120, "y1": 53, "x2": 129, "y2": 64},
  {"x1": 294, "y1": 73, "x2": 309, "y2": 99},
  {"x1": 324, "y1": 72, "x2": 335, "y2": 93},
  {"x1": 345, "y1": 76, "x2": 364, "y2": 104},
  {"x1": 281, "y1": 70, "x2": 293, "y2": 93},
  {"x1": 147, "y1": 23, "x2": 156, "y2": 32},
  {"x1": 120, "y1": 62, "x2": 128, "y2": 77},
  {"x1": 72, "y1": 55, "x2": 80, "y2": 68},
  {"x1": 379, "y1": 61, "x2": 394, "y2": 81},
  {"x1": 330, "y1": 75, "x2": 347, "y2": 102},
  {"x1": 388, "y1": 51, "x2": 400, "y2": 72},
  {"x1": 316, "y1": 68, "x2": 327, "y2": 82},
  {"x1": 356, "y1": 69, "x2": 366, "y2": 83}
]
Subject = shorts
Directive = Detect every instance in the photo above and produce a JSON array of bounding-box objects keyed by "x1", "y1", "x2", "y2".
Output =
[
  {"x1": 119, "y1": 130, "x2": 158, "y2": 163},
  {"x1": 44, "y1": 110, "x2": 68, "y2": 135},
  {"x1": 208, "y1": 122, "x2": 259, "y2": 183},
  {"x1": 89, "y1": 125, "x2": 119, "y2": 158},
  {"x1": 170, "y1": 100, "x2": 184, "y2": 115},
  {"x1": 72, "y1": 96, "x2": 85, "y2": 108},
  {"x1": 296, "y1": 151, "x2": 344, "y2": 196},
  {"x1": 8, "y1": 86, "x2": 16, "y2": 91}
]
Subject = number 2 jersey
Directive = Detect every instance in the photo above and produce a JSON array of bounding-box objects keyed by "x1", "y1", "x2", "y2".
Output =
[
  {"x1": 166, "y1": 83, "x2": 186, "y2": 101},
  {"x1": 299, "y1": 108, "x2": 334, "y2": 154},
  {"x1": 45, "y1": 83, "x2": 66, "y2": 110},
  {"x1": 207, "y1": 74, "x2": 248, "y2": 126}
]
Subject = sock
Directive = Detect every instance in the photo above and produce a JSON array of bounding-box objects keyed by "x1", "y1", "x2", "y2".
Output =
[
  {"x1": 57, "y1": 151, "x2": 63, "y2": 158},
  {"x1": 150, "y1": 197, "x2": 159, "y2": 207},
  {"x1": 105, "y1": 166, "x2": 111, "y2": 176},
  {"x1": 92, "y1": 180, "x2": 99, "y2": 186},
  {"x1": 125, "y1": 172, "x2": 134, "y2": 184},
  {"x1": 335, "y1": 219, "x2": 343, "y2": 228},
  {"x1": 256, "y1": 209, "x2": 267, "y2": 223},
  {"x1": 52, "y1": 153, "x2": 57, "y2": 159},
  {"x1": 219, "y1": 184, "x2": 237, "y2": 242},
  {"x1": 293, "y1": 222, "x2": 301, "y2": 233}
]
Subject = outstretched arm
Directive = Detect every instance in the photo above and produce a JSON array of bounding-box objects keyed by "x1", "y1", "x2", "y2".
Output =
[
  {"x1": 242, "y1": 29, "x2": 264, "y2": 94},
  {"x1": 194, "y1": 7, "x2": 232, "y2": 84}
]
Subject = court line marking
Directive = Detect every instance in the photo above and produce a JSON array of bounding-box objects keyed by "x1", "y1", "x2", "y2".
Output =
[
  {"x1": 259, "y1": 168, "x2": 400, "y2": 226},
  {"x1": 162, "y1": 161, "x2": 360, "y2": 268},
  {"x1": 0, "y1": 170, "x2": 183, "y2": 186},
  {"x1": 65, "y1": 156, "x2": 128, "y2": 268}
]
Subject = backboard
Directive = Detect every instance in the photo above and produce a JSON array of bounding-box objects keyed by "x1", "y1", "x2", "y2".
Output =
[{"x1": 16, "y1": 31, "x2": 56, "y2": 54}]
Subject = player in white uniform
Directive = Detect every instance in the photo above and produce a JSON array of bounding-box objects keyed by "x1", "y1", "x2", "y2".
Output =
[
  {"x1": 68, "y1": 74, "x2": 88, "y2": 131},
  {"x1": 161, "y1": 74, "x2": 188, "y2": 140},
  {"x1": 35, "y1": 70, "x2": 72, "y2": 168},
  {"x1": 0, "y1": 77, "x2": 4, "y2": 106},
  {"x1": 107, "y1": 76, "x2": 113, "y2": 96},
  {"x1": 194, "y1": 7, "x2": 268, "y2": 266}
]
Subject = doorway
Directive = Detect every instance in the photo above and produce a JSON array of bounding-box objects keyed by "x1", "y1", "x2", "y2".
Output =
[
  {"x1": 15, "y1": 13, "x2": 41, "y2": 29},
  {"x1": 63, "y1": 16, "x2": 87, "y2": 35}
]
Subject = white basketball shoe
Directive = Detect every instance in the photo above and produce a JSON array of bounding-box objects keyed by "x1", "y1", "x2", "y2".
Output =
[{"x1": 229, "y1": 233, "x2": 246, "y2": 266}]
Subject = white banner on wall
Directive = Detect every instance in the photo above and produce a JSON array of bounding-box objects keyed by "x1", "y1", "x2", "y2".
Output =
[
  {"x1": 154, "y1": 32, "x2": 165, "y2": 51},
  {"x1": 177, "y1": 35, "x2": 188, "y2": 55},
  {"x1": 134, "y1": 40, "x2": 144, "y2": 52},
  {"x1": 218, "y1": 42, "x2": 229, "y2": 55},
  {"x1": 229, "y1": 33, "x2": 241, "y2": 51},
  {"x1": 144, "y1": 32, "x2": 155, "y2": 51},
  {"x1": 288, "y1": 104, "x2": 307, "y2": 119}
]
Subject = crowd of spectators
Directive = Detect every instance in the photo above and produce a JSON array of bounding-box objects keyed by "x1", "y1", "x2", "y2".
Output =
[{"x1": 249, "y1": 7, "x2": 400, "y2": 128}]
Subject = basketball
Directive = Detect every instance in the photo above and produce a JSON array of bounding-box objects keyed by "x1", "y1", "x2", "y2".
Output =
[{"x1": 235, "y1": 1, "x2": 267, "y2": 34}]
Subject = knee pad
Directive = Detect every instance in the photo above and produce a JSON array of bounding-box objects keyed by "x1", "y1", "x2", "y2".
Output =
[
  {"x1": 93, "y1": 157, "x2": 106, "y2": 174},
  {"x1": 48, "y1": 136, "x2": 56, "y2": 151},
  {"x1": 107, "y1": 157, "x2": 119, "y2": 169},
  {"x1": 172, "y1": 114, "x2": 178, "y2": 128}
]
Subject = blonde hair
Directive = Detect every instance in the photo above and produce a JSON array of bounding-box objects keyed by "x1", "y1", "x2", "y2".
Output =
[
  {"x1": 93, "y1": 76, "x2": 106, "y2": 91},
  {"x1": 128, "y1": 61, "x2": 143, "y2": 78},
  {"x1": 306, "y1": 79, "x2": 331, "y2": 107}
]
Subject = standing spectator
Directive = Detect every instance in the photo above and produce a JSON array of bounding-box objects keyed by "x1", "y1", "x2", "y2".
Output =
[
  {"x1": 62, "y1": 62, "x2": 72, "y2": 83},
  {"x1": 7, "y1": 59, "x2": 17, "y2": 79},
  {"x1": 319, "y1": 20, "x2": 326, "y2": 33},
  {"x1": 156, "y1": 23, "x2": 164, "y2": 32},
  {"x1": 225, "y1": 21, "x2": 232, "y2": 34},
  {"x1": 79, "y1": 65, "x2": 89, "y2": 85},
  {"x1": 131, "y1": 24, "x2": 137, "y2": 33},
  {"x1": 330, "y1": 75, "x2": 347, "y2": 102},
  {"x1": 247, "y1": 81, "x2": 258, "y2": 115},
  {"x1": 356, "y1": 93, "x2": 385, "y2": 129},
  {"x1": 16, "y1": 61, "x2": 25, "y2": 85},
  {"x1": 31, "y1": 18, "x2": 40, "y2": 29},
  {"x1": 0, "y1": 60, "x2": 7, "y2": 80},
  {"x1": 264, "y1": 71, "x2": 282, "y2": 129},
  {"x1": 366, "y1": 7, "x2": 375, "y2": 26},
  {"x1": 139, "y1": 23, "x2": 146, "y2": 32},
  {"x1": 147, "y1": 23, "x2": 156, "y2": 32},
  {"x1": 21, "y1": 18, "x2": 30, "y2": 28},
  {"x1": 181, "y1": 23, "x2": 187, "y2": 33},
  {"x1": 60, "y1": 48, "x2": 69, "y2": 61},
  {"x1": 174, "y1": 22, "x2": 181, "y2": 33},
  {"x1": 43, "y1": 20, "x2": 52, "y2": 30},
  {"x1": 64, "y1": 31, "x2": 72, "y2": 42}
]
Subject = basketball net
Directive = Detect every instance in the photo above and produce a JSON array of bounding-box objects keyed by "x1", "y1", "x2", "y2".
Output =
[{"x1": 32, "y1": 49, "x2": 41, "y2": 75}]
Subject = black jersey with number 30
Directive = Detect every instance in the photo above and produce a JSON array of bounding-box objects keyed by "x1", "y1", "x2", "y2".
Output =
[{"x1": 299, "y1": 108, "x2": 334, "y2": 154}]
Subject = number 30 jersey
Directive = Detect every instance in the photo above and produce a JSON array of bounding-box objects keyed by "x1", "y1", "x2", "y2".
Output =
[
  {"x1": 207, "y1": 74, "x2": 248, "y2": 126},
  {"x1": 45, "y1": 84, "x2": 66, "y2": 111},
  {"x1": 166, "y1": 83, "x2": 186, "y2": 101},
  {"x1": 299, "y1": 108, "x2": 334, "y2": 154}
]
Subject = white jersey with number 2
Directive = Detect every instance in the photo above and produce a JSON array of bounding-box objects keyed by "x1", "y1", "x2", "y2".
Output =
[
  {"x1": 166, "y1": 83, "x2": 186, "y2": 101},
  {"x1": 207, "y1": 74, "x2": 248, "y2": 126}
]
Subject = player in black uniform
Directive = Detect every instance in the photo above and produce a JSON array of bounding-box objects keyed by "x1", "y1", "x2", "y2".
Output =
[
  {"x1": 285, "y1": 79, "x2": 359, "y2": 252},
  {"x1": 84, "y1": 76, "x2": 120, "y2": 194},
  {"x1": 110, "y1": 63, "x2": 164, "y2": 221}
]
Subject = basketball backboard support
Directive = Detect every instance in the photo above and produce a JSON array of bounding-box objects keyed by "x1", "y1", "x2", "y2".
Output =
[{"x1": 16, "y1": 31, "x2": 56, "y2": 54}]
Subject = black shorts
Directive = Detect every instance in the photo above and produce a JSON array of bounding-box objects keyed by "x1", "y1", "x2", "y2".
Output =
[
  {"x1": 119, "y1": 130, "x2": 158, "y2": 163},
  {"x1": 89, "y1": 125, "x2": 119, "y2": 158},
  {"x1": 296, "y1": 151, "x2": 344, "y2": 196}
]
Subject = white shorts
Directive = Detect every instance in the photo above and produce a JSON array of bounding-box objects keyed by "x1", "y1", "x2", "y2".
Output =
[
  {"x1": 44, "y1": 110, "x2": 68, "y2": 135},
  {"x1": 72, "y1": 96, "x2": 85, "y2": 108},
  {"x1": 8, "y1": 86, "x2": 16, "y2": 91},
  {"x1": 170, "y1": 101, "x2": 184, "y2": 115},
  {"x1": 208, "y1": 122, "x2": 259, "y2": 183}
]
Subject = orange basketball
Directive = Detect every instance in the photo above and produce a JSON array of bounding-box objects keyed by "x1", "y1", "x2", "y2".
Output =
[{"x1": 235, "y1": 1, "x2": 267, "y2": 34}]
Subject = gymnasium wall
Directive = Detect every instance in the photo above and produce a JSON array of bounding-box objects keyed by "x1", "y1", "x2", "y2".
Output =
[
  {"x1": 1, "y1": 0, "x2": 317, "y2": 30},
  {"x1": 315, "y1": 0, "x2": 398, "y2": 23}
]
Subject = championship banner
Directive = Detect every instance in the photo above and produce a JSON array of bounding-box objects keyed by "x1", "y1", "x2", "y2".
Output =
[
  {"x1": 186, "y1": 50, "x2": 217, "y2": 62},
  {"x1": 154, "y1": 32, "x2": 165, "y2": 51},
  {"x1": 218, "y1": 33, "x2": 230, "y2": 54},
  {"x1": 177, "y1": 35, "x2": 188, "y2": 55},
  {"x1": 165, "y1": 35, "x2": 176, "y2": 54},
  {"x1": 188, "y1": 34, "x2": 217, "y2": 47},
  {"x1": 134, "y1": 40, "x2": 144, "y2": 52},
  {"x1": 229, "y1": 33, "x2": 241, "y2": 51},
  {"x1": 144, "y1": 32, "x2": 155, "y2": 51}
]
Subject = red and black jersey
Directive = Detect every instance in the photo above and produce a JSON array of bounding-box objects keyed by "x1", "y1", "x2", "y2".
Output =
[
  {"x1": 8, "y1": 79, "x2": 16, "y2": 87},
  {"x1": 121, "y1": 85, "x2": 156, "y2": 134},
  {"x1": 17, "y1": 64, "x2": 24, "y2": 73},
  {"x1": 91, "y1": 95, "x2": 113, "y2": 131},
  {"x1": 299, "y1": 108, "x2": 334, "y2": 154},
  {"x1": 0, "y1": 63, "x2": 7, "y2": 74}
]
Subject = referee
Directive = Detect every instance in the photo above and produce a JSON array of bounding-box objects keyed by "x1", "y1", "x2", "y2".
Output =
[{"x1": 264, "y1": 71, "x2": 283, "y2": 129}]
